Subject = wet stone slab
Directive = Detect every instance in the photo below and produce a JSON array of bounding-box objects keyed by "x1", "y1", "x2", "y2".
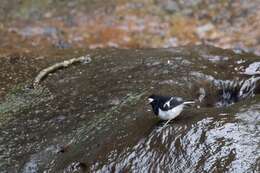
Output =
[{"x1": 0, "y1": 46, "x2": 260, "y2": 172}]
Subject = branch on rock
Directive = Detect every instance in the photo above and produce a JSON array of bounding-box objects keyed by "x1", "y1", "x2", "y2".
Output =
[{"x1": 33, "y1": 55, "x2": 91, "y2": 88}]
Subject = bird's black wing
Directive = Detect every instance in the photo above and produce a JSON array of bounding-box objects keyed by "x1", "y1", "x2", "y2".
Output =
[{"x1": 159, "y1": 96, "x2": 184, "y2": 111}]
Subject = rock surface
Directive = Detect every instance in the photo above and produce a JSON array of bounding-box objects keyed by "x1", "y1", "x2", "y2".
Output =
[{"x1": 0, "y1": 46, "x2": 260, "y2": 172}]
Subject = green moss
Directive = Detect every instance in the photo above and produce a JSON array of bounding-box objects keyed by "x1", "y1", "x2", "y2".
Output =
[
  {"x1": 15, "y1": 0, "x2": 52, "y2": 19},
  {"x1": 50, "y1": 90, "x2": 147, "y2": 171},
  {"x1": 0, "y1": 85, "x2": 53, "y2": 126}
]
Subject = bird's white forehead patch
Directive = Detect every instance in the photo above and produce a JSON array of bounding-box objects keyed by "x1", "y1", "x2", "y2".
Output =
[{"x1": 148, "y1": 98, "x2": 154, "y2": 103}]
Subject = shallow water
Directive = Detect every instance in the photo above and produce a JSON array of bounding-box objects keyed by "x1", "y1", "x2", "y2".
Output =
[{"x1": 0, "y1": 46, "x2": 260, "y2": 172}]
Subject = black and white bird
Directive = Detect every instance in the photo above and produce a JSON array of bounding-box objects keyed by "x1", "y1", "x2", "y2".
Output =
[{"x1": 148, "y1": 94, "x2": 195, "y2": 122}]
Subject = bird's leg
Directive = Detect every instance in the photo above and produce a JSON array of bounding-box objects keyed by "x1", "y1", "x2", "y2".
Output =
[
  {"x1": 158, "y1": 119, "x2": 172, "y2": 132},
  {"x1": 162, "y1": 119, "x2": 172, "y2": 128}
]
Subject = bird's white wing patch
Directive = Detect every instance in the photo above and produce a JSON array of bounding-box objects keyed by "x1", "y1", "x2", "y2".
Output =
[{"x1": 163, "y1": 97, "x2": 173, "y2": 108}]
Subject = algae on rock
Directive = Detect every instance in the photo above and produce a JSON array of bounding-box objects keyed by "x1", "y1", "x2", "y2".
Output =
[{"x1": 0, "y1": 85, "x2": 53, "y2": 126}]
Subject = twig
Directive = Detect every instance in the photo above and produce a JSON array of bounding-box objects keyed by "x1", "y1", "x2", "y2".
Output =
[{"x1": 33, "y1": 55, "x2": 91, "y2": 88}]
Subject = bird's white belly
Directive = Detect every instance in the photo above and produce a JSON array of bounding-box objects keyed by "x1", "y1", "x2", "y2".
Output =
[{"x1": 158, "y1": 104, "x2": 184, "y2": 120}]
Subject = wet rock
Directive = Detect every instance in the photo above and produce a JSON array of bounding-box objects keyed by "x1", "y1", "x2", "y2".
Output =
[
  {"x1": 55, "y1": 40, "x2": 71, "y2": 49},
  {"x1": 158, "y1": 0, "x2": 180, "y2": 13},
  {"x1": 65, "y1": 161, "x2": 87, "y2": 173},
  {"x1": 15, "y1": 26, "x2": 59, "y2": 38},
  {"x1": 244, "y1": 62, "x2": 260, "y2": 75},
  {"x1": 53, "y1": 115, "x2": 66, "y2": 123},
  {"x1": 1, "y1": 46, "x2": 260, "y2": 173},
  {"x1": 196, "y1": 23, "x2": 214, "y2": 38}
]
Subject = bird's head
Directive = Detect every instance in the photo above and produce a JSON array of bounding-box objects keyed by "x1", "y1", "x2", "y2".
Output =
[
  {"x1": 147, "y1": 95, "x2": 161, "y2": 116},
  {"x1": 148, "y1": 94, "x2": 158, "y2": 105}
]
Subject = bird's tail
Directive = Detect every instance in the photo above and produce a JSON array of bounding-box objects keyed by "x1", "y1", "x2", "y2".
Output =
[{"x1": 183, "y1": 101, "x2": 195, "y2": 105}]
